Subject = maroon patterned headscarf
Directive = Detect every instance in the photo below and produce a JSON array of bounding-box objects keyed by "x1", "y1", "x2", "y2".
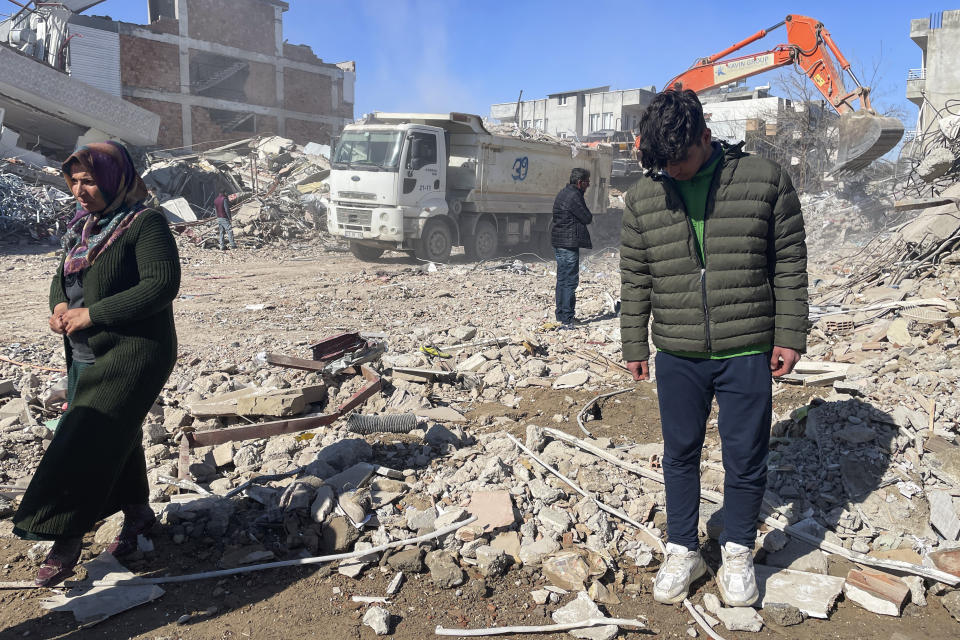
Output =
[{"x1": 61, "y1": 141, "x2": 150, "y2": 275}]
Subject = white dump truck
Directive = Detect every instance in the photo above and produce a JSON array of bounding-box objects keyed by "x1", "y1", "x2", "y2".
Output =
[{"x1": 326, "y1": 112, "x2": 611, "y2": 262}]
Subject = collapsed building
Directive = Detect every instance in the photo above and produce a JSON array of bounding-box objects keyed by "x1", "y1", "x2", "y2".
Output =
[
  {"x1": 0, "y1": 0, "x2": 355, "y2": 163},
  {"x1": 902, "y1": 9, "x2": 960, "y2": 196}
]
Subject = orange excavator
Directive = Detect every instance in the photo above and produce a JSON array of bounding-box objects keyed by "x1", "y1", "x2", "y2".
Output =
[{"x1": 660, "y1": 14, "x2": 903, "y2": 173}]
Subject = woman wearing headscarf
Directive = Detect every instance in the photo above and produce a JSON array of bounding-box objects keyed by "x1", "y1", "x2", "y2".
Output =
[{"x1": 13, "y1": 141, "x2": 181, "y2": 587}]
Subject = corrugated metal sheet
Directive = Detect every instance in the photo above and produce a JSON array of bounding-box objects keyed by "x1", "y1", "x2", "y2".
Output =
[{"x1": 68, "y1": 24, "x2": 121, "y2": 98}]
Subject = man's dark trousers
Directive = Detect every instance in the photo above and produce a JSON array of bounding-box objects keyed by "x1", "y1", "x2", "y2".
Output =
[
  {"x1": 655, "y1": 351, "x2": 772, "y2": 550},
  {"x1": 554, "y1": 247, "x2": 579, "y2": 323}
]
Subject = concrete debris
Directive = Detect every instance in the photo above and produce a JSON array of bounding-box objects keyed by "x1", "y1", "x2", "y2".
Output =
[
  {"x1": 551, "y1": 591, "x2": 618, "y2": 640},
  {"x1": 843, "y1": 567, "x2": 910, "y2": 617},
  {"x1": 754, "y1": 564, "x2": 844, "y2": 619},
  {"x1": 0, "y1": 171, "x2": 73, "y2": 243},
  {"x1": 362, "y1": 605, "x2": 392, "y2": 635},
  {"x1": 917, "y1": 147, "x2": 957, "y2": 183},
  {"x1": 4, "y1": 159, "x2": 960, "y2": 637},
  {"x1": 716, "y1": 606, "x2": 765, "y2": 632},
  {"x1": 762, "y1": 602, "x2": 804, "y2": 626}
]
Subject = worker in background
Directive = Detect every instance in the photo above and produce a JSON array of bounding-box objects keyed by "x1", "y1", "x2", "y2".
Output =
[
  {"x1": 550, "y1": 168, "x2": 593, "y2": 330},
  {"x1": 621, "y1": 90, "x2": 808, "y2": 607},
  {"x1": 213, "y1": 190, "x2": 237, "y2": 251}
]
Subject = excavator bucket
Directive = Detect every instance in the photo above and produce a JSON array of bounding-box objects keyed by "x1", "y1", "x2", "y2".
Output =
[{"x1": 832, "y1": 111, "x2": 904, "y2": 174}]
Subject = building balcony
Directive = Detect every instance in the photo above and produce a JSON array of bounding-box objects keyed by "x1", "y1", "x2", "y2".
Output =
[
  {"x1": 906, "y1": 68, "x2": 926, "y2": 104},
  {"x1": 910, "y1": 17, "x2": 930, "y2": 49}
]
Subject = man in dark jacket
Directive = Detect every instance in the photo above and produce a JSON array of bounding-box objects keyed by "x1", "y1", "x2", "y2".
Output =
[
  {"x1": 551, "y1": 168, "x2": 593, "y2": 329},
  {"x1": 621, "y1": 90, "x2": 807, "y2": 607},
  {"x1": 214, "y1": 190, "x2": 237, "y2": 250}
]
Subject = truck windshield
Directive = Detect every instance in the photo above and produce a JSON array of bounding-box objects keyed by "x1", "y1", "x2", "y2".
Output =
[{"x1": 332, "y1": 131, "x2": 403, "y2": 171}]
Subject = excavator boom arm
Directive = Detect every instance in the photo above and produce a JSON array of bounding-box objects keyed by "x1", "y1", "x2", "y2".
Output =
[
  {"x1": 665, "y1": 14, "x2": 865, "y2": 115},
  {"x1": 661, "y1": 14, "x2": 903, "y2": 173}
]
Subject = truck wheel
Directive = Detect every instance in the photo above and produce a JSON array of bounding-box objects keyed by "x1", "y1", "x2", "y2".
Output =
[
  {"x1": 415, "y1": 219, "x2": 452, "y2": 263},
  {"x1": 464, "y1": 219, "x2": 498, "y2": 262},
  {"x1": 349, "y1": 242, "x2": 384, "y2": 261}
]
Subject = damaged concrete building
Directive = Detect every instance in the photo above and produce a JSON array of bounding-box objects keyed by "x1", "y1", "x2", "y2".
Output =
[
  {"x1": 0, "y1": 1, "x2": 160, "y2": 162},
  {"x1": 0, "y1": 0, "x2": 355, "y2": 161},
  {"x1": 75, "y1": 0, "x2": 355, "y2": 150},
  {"x1": 490, "y1": 86, "x2": 657, "y2": 138},
  {"x1": 906, "y1": 10, "x2": 960, "y2": 136}
]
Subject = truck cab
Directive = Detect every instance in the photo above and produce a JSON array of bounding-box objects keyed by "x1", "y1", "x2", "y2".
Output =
[
  {"x1": 328, "y1": 120, "x2": 449, "y2": 261},
  {"x1": 327, "y1": 112, "x2": 611, "y2": 263}
]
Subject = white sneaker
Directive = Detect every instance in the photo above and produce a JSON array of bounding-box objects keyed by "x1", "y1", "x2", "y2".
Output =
[
  {"x1": 653, "y1": 542, "x2": 707, "y2": 604},
  {"x1": 717, "y1": 541, "x2": 759, "y2": 606}
]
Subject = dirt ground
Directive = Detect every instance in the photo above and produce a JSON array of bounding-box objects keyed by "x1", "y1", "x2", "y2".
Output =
[{"x1": 1, "y1": 243, "x2": 958, "y2": 639}]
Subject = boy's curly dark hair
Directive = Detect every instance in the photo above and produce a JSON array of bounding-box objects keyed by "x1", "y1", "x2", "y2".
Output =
[{"x1": 637, "y1": 89, "x2": 706, "y2": 170}]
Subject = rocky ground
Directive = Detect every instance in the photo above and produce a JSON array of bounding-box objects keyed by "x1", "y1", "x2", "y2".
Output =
[{"x1": 0, "y1": 198, "x2": 959, "y2": 639}]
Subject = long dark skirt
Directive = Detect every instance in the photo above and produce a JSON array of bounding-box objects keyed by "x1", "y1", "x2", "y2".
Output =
[{"x1": 13, "y1": 361, "x2": 151, "y2": 541}]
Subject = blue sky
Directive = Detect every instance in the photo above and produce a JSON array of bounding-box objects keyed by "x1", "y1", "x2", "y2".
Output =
[{"x1": 94, "y1": 0, "x2": 939, "y2": 128}]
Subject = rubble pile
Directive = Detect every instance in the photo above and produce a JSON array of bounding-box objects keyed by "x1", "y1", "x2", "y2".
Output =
[
  {"x1": 150, "y1": 135, "x2": 333, "y2": 248},
  {"x1": 2, "y1": 229, "x2": 960, "y2": 633},
  {"x1": 0, "y1": 171, "x2": 73, "y2": 244},
  {"x1": 897, "y1": 103, "x2": 960, "y2": 198}
]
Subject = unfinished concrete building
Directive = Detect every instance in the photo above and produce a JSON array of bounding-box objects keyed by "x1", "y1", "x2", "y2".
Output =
[
  {"x1": 907, "y1": 10, "x2": 960, "y2": 136},
  {"x1": 75, "y1": 0, "x2": 356, "y2": 150},
  {"x1": 0, "y1": 1, "x2": 160, "y2": 162},
  {"x1": 0, "y1": 0, "x2": 353, "y2": 161},
  {"x1": 491, "y1": 86, "x2": 656, "y2": 138}
]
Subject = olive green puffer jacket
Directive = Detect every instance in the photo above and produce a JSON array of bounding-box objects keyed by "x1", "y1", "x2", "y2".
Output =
[{"x1": 620, "y1": 143, "x2": 808, "y2": 362}]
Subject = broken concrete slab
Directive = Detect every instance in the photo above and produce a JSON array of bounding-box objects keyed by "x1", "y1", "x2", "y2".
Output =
[
  {"x1": 716, "y1": 606, "x2": 764, "y2": 632},
  {"x1": 543, "y1": 550, "x2": 590, "y2": 590},
  {"x1": 339, "y1": 542, "x2": 376, "y2": 578},
  {"x1": 763, "y1": 539, "x2": 829, "y2": 575},
  {"x1": 491, "y1": 531, "x2": 521, "y2": 563},
  {"x1": 924, "y1": 436, "x2": 960, "y2": 486},
  {"x1": 456, "y1": 353, "x2": 487, "y2": 373},
  {"x1": 553, "y1": 370, "x2": 589, "y2": 389},
  {"x1": 844, "y1": 568, "x2": 910, "y2": 617},
  {"x1": 754, "y1": 564, "x2": 844, "y2": 619},
  {"x1": 325, "y1": 462, "x2": 375, "y2": 494},
  {"x1": 310, "y1": 484, "x2": 335, "y2": 523},
  {"x1": 928, "y1": 490, "x2": 960, "y2": 541},
  {"x1": 363, "y1": 606, "x2": 391, "y2": 635},
  {"x1": 236, "y1": 384, "x2": 326, "y2": 417},
  {"x1": 425, "y1": 550, "x2": 465, "y2": 588},
  {"x1": 40, "y1": 553, "x2": 164, "y2": 625},
  {"x1": 188, "y1": 384, "x2": 325, "y2": 418},
  {"x1": 551, "y1": 590, "x2": 618, "y2": 640},
  {"x1": 886, "y1": 317, "x2": 912, "y2": 346},
  {"x1": 466, "y1": 490, "x2": 516, "y2": 532}
]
